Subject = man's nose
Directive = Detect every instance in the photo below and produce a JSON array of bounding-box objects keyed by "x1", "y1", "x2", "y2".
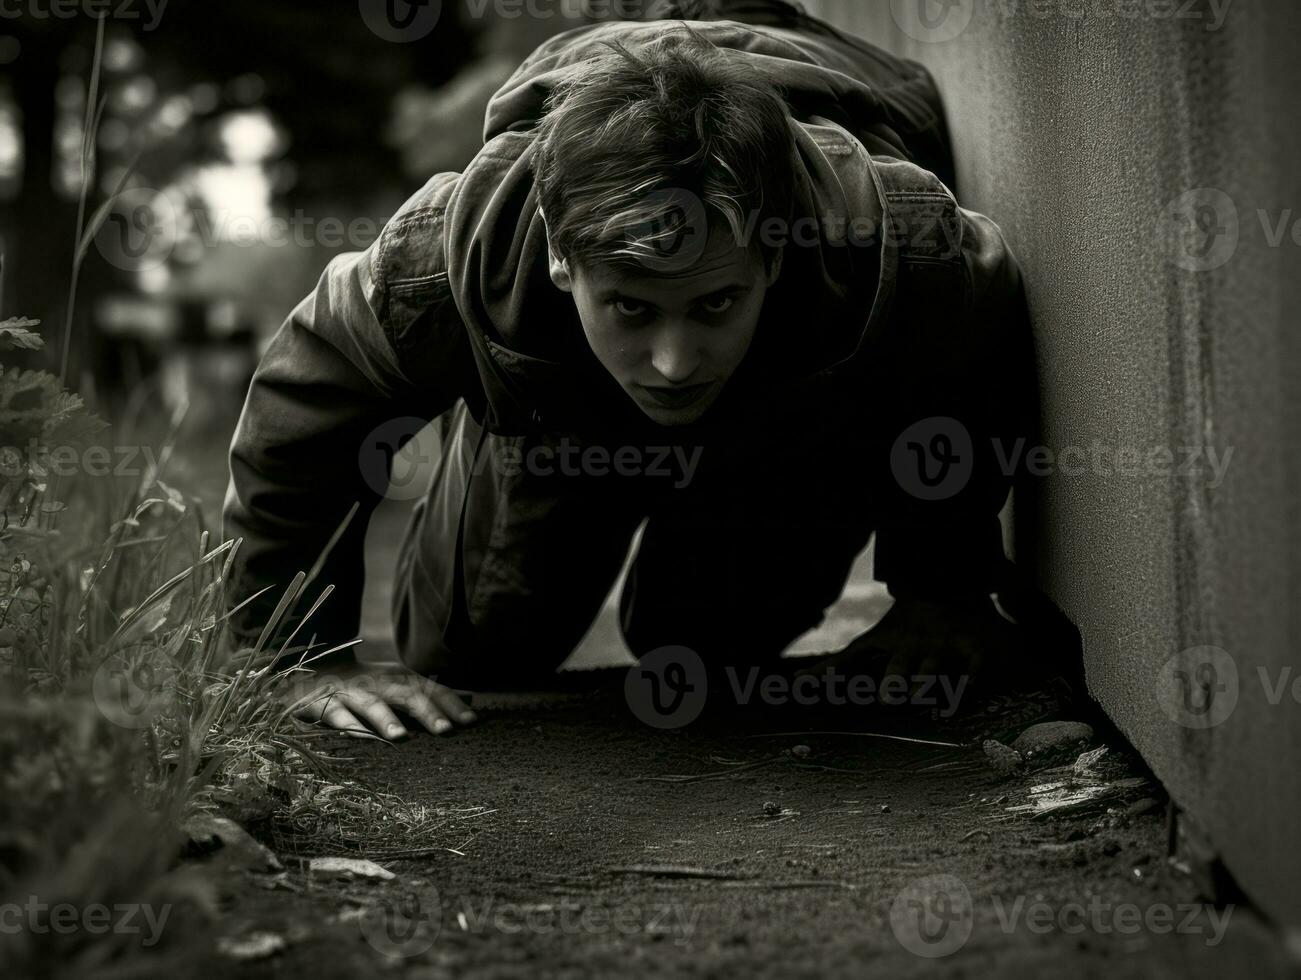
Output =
[{"x1": 649, "y1": 324, "x2": 702, "y2": 384}]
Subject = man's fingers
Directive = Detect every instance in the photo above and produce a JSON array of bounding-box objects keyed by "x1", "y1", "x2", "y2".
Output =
[
  {"x1": 401, "y1": 692, "x2": 454, "y2": 736},
  {"x1": 293, "y1": 687, "x2": 392, "y2": 740},
  {"x1": 429, "y1": 684, "x2": 477, "y2": 725},
  {"x1": 288, "y1": 672, "x2": 478, "y2": 740},
  {"x1": 291, "y1": 686, "x2": 339, "y2": 723},
  {"x1": 319, "y1": 702, "x2": 379, "y2": 739},
  {"x1": 373, "y1": 675, "x2": 452, "y2": 736},
  {"x1": 378, "y1": 675, "x2": 477, "y2": 734},
  {"x1": 344, "y1": 690, "x2": 409, "y2": 741}
]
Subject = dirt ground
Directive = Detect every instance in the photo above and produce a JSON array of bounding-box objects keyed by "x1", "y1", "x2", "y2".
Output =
[
  {"x1": 182, "y1": 674, "x2": 1294, "y2": 980},
  {"x1": 150, "y1": 449, "x2": 1296, "y2": 979}
]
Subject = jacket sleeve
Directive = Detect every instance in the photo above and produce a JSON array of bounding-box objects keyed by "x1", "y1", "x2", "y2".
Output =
[
  {"x1": 223, "y1": 173, "x2": 470, "y2": 660},
  {"x1": 872, "y1": 205, "x2": 1036, "y2": 600}
]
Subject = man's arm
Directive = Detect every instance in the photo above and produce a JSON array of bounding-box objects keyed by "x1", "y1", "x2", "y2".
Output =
[
  {"x1": 872, "y1": 205, "x2": 1035, "y2": 602},
  {"x1": 223, "y1": 173, "x2": 470, "y2": 664},
  {"x1": 846, "y1": 204, "x2": 1036, "y2": 688}
]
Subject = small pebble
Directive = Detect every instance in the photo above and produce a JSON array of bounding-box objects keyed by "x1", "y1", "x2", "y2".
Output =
[
  {"x1": 1012, "y1": 721, "x2": 1094, "y2": 762},
  {"x1": 790, "y1": 744, "x2": 812, "y2": 759},
  {"x1": 217, "y1": 932, "x2": 286, "y2": 961},
  {"x1": 880, "y1": 804, "x2": 891, "y2": 814},
  {"x1": 1126, "y1": 797, "x2": 1163, "y2": 818},
  {"x1": 983, "y1": 738, "x2": 1025, "y2": 777},
  {"x1": 762, "y1": 801, "x2": 781, "y2": 817}
]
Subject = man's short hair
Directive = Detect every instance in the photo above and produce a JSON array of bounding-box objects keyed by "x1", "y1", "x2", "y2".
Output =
[{"x1": 533, "y1": 26, "x2": 796, "y2": 271}]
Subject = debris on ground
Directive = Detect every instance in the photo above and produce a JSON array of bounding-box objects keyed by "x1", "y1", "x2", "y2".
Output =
[
  {"x1": 1073, "y1": 745, "x2": 1110, "y2": 777},
  {"x1": 645, "y1": 754, "x2": 785, "y2": 783},
  {"x1": 182, "y1": 814, "x2": 283, "y2": 873},
  {"x1": 982, "y1": 738, "x2": 1025, "y2": 777},
  {"x1": 252, "y1": 872, "x2": 302, "y2": 893},
  {"x1": 1005, "y1": 744, "x2": 1152, "y2": 820},
  {"x1": 880, "y1": 804, "x2": 891, "y2": 814},
  {"x1": 763, "y1": 801, "x2": 782, "y2": 817},
  {"x1": 1011, "y1": 721, "x2": 1094, "y2": 765},
  {"x1": 216, "y1": 930, "x2": 288, "y2": 961},
  {"x1": 307, "y1": 856, "x2": 396, "y2": 881},
  {"x1": 790, "y1": 744, "x2": 812, "y2": 759},
  {"x1": 1126, "y1": 797, "x2": 1164, "y2": 818},
  {"x1": 609, "y1": 864, "x2": 749, "y2": 880}
]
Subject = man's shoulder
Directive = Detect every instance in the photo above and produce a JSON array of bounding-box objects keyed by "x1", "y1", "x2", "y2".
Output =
[
  {"x1": 792, "y1": 116, "x2": 958, "y2": 244},
  {"x1": 371, "y1": 171, "x2": 462, "y2": 293},
  {"x1": 795, "y1": 117, "x2": 1018, "y2": 319}
]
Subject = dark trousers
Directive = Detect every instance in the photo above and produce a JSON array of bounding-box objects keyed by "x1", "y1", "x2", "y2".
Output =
[{"x1": 392, "y1": 400, "x2": 880, "y2": 687}]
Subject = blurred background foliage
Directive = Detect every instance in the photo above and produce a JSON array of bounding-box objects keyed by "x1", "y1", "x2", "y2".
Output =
[{"x1": 0, "y1": 2, "x2": 602, "y2": 512}]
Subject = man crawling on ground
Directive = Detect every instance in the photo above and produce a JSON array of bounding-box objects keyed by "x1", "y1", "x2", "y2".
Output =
[{"x1": 224, "y1": 1, "x2": 1036, "y2": 739}]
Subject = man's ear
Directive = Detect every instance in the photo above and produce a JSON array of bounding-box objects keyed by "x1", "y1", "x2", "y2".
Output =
[
  {"x1": 765, "y1": 246, "x2": 785, "y2": 288},
  {"x1": 539, "y1": 205, "x2": 574, "y2": 293},
  {"x1": 548, "y1": 248, "x2": 574, "y2": 293}
]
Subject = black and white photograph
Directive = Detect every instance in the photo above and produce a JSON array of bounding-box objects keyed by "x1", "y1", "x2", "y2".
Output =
[{"x1": 0, "y1": 0, "x2": 1298, "y2": 976}]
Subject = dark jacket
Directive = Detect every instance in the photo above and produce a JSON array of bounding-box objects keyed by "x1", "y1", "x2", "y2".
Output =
[{"x1": 223, "y1": 17, "x2": 1033, "y2": 650}]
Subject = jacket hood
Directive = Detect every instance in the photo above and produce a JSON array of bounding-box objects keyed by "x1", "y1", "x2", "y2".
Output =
[{"x1": 482, "y1": 18, "x2": 942, "y2": 157}]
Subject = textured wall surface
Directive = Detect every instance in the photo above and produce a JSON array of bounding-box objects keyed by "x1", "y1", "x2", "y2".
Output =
[{"x1": 799, "y1": 0, "x2": 1300, "y2": 926}]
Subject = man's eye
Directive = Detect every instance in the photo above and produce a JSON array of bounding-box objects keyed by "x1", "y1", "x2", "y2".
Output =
[
  {"x1": 702, "y1": 296, "x2": 735, "y2": 316},
  {"x1": 615, "y1": 299, "x2": 648, "y2": 317}
]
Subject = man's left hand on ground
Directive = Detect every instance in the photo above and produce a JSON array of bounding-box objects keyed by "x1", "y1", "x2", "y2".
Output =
[{"x1": 804, "y1": 595, "x2": 1023, "y2": 699}]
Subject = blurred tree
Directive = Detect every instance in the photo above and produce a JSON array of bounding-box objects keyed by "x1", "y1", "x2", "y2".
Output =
[{"x1": 0, "y1": 0, "x2": 475, "y2": 374}]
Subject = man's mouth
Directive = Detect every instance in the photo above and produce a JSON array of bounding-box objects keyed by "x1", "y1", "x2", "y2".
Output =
[{"x1": 637, "y1": 382, "x2": 715, "y2": 410}]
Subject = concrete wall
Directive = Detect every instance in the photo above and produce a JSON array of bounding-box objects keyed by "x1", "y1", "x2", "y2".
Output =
[{"x1": 798, "y1": 0, "x2": 1301, "y2": 926}]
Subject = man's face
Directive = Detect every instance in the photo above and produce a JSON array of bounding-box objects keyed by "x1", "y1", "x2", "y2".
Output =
[{"x1": 550, "y1": 225, "x2": 782, "y2": 426}]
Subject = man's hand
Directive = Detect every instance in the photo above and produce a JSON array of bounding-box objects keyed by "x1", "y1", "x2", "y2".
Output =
[
  {"x1": 284, "y1": 661, "x2": 477, "y2": 740},
  {"x1": 805, "y1": 595, "x2": 1022, "y2": 697}
]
